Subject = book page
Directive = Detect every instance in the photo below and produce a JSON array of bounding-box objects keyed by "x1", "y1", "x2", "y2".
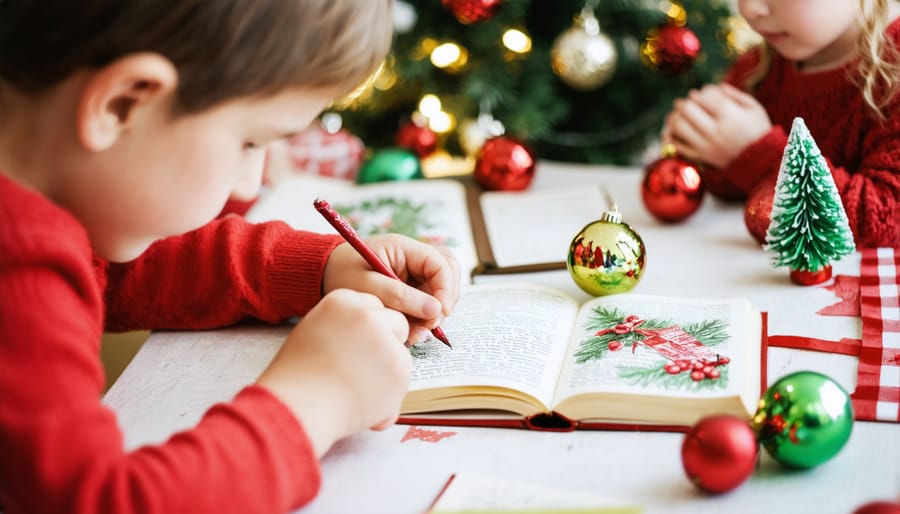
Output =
[
  {"x1": 404, "y1": 284, "x2": 579, "y2": 414},
  {"x1": 246, "y1": 174, "x2": 478, "y2": 285},
  {"x1": 479, "y1": 187, "x2": 608, "y2": 269},
  {"x1": 429, "y1": 471, "x2": 641, "y2": 514},
  {"x1": 550, "y1": 295, "x2": 756, "y2": 414}
]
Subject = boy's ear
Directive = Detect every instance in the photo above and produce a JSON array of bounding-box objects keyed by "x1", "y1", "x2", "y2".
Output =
[{"x1": 76, "y1": 53, "x2": 177, "y2": 152}]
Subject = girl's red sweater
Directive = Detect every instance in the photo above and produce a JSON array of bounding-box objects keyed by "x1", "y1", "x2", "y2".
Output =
[{"x1": 710, "y1": 18, "x2": 900, "y2": 248}]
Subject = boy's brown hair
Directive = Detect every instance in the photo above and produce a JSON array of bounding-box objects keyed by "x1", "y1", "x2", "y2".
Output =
[{"x1": 0, "y1": 0, "x2": 393, "y2": 113}]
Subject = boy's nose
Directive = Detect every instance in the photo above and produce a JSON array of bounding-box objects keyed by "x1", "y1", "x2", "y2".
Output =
[{"x1": 230, "y1": 150, "x2": 266, "y2": 201}]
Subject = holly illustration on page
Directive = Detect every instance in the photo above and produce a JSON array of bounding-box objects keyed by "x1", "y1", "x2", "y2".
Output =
[{"x1": 574, "y1": 306, "x2": 732, "y2": 391}]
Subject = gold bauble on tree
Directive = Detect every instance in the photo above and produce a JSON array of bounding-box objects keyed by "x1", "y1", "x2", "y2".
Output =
[
  {"x1": 551, "y1": 4, "x2": 617, "y2": 91},
  {"x1": 567, "y1": 208, "x2": 646, "y2": 296}
]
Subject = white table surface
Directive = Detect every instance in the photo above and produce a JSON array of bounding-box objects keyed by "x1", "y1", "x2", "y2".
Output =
[{"x1": 104, "y1": 161, "x2": 900, "y2": 514}]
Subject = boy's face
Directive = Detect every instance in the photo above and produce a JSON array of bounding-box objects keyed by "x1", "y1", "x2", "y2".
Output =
[
  {"x1": 72, "y1": 88, "x2": 334, "y2": 262},
  {"x1": 738, "y1": 0, "x2": 858, "y2": 70}
]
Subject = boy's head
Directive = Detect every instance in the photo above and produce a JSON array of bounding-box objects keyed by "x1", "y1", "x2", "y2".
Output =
[
  {"x1": 0, "y1": 1, "x2": 393, "y2": 262},
  {"x1": 0, "y1": 0, "x2": 393, "y2": 113}
]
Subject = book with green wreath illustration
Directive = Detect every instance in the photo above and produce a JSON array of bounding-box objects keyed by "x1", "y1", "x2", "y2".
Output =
[
  {"x1": 245, "y1": 173, "x2": 610, "y2": 280},
  {"x1": 403, "y1": 283, "x2": 766, "y2": 431}
]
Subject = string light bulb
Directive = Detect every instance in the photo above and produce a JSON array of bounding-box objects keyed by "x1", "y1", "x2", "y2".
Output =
[
  {"x1": 430, "y1": 42, "x2": 468, "y2": 72},
  {"x1": 418, "y1": 94, "x2": 442, "y2": 118},
  {"x1": 428, "y1": 111, "x2": 456, "y2": 134},
  {"x1": 502, "y1": 29, "x2": 532, "y2": 54}
]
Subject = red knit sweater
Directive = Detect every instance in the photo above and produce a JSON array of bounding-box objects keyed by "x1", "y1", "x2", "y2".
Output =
[
  {"x1": 709, "y1": 18, "x2": 900, "y2": 248},
  {"x1": 0, "y1": 173, "x2": 344, "y2": 514}
]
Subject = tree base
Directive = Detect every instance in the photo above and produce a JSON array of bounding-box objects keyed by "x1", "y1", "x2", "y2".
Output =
[{"x1": 790, "y1": 266, "x2": 833, "y2": 286}]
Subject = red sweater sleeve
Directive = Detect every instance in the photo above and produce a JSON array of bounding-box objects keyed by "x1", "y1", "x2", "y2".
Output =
[
  {"x1": 0, "y1": 178, "x2": 323, "y2": 513},
  {"x1": 103, "y1": 215, "x2": 343, "y2": 331},
  {"x1": 713, "y1": 38, "x2": 900, "y2": 247},
  {"x1": 834, "y1": 114, "x2": 900, "y2": 247}
]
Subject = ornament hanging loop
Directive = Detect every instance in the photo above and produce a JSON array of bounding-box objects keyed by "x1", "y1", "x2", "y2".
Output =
[{"x1": 579, "y1": 4, "x2": 601, "y2": 36}]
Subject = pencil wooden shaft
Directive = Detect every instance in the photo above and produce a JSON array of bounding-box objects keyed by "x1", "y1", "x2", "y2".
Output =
[{"x1": 313, "y1": 198, "x2": 452, "y2": 347}]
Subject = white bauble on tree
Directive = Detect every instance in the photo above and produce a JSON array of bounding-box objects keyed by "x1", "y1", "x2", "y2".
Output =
[{"x1": 551, "y1": 6, "x2": 617, "y2": 91}]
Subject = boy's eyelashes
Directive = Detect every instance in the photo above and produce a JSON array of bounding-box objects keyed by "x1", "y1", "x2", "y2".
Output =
[{"x1": 243, "y1": 141, "x2": 262, "y2": 151}]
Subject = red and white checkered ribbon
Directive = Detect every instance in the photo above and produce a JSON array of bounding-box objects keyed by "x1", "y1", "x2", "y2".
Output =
[{"x1": 851, "y1": 248, "x2": 900, "y2": 422}]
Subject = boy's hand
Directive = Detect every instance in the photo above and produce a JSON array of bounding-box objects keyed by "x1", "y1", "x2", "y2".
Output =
[
  {"x1": 256, "y1": 289, "x2": 412, "y2": 456},
  {"x1": 663, "y1": 83, "x2": 772, "y2": 168},
  {"x1": 322, "y1": 234, "x2": 461, "y2": 344}
]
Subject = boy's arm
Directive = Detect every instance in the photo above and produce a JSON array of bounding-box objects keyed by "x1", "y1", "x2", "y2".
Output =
[
  {"x1": 0, "y1": 233, "x2": 321, "y2": 513},
  {"x1": 103, "y1": 215, "x2": 343, "y2": 331}
]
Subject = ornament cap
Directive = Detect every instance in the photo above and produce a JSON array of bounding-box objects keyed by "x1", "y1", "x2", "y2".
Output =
[
  {"x1": 660, "y1": 142, "x2": 678, "y2": 159},
  {"x1": 600, "y1": 210, "x2": 623, "y2": 223}
]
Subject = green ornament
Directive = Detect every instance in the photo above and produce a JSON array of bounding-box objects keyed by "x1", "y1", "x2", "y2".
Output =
[
  {"x1": 567, "y1": 210, "x2": 646, "y2": 296},
  {"x1": 356, "y1": 148, "x2": 423, "y2": 184},
  {"x1": 752, "y1": 371, "x2": 853, "y2": 469}
]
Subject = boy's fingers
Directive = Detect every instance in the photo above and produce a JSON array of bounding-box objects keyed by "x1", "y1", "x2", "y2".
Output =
[{"x1": 373, "y1": 275, "x2": 444, "y2": 323}]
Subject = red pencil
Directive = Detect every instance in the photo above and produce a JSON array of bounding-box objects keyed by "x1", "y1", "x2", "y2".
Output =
[{"x1": 313, "y1": 198, "x2": 452, "y2": 348}]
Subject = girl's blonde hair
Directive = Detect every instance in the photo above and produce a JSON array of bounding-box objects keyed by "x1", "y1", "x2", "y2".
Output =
[
  {"x1": 744, "y1": 0, "x2": 900, "y2": 119},
  {"x1": 0, "y1": 0, "x2": 394, "y2": 114}
]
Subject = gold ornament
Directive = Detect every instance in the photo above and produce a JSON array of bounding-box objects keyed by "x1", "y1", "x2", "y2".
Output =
[
  {"x1": 551, "y1": 5, "x2": 618, "y2": 91},
  {"x1": 567, "y1": 209, "x2": 646, "y2": 296}
]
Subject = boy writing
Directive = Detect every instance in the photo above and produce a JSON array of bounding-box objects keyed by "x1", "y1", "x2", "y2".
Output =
[{"x1": 0, "y1": 1, "x2": 460, "y2": 512}]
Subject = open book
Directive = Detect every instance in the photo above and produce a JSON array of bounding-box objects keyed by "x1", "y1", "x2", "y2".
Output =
[
  {"x1": 403, "y1": 283, "x2": 766, "y2": 431},
  {"x1": 245, "y1": 174, "x2": 608, "y2": 278}
]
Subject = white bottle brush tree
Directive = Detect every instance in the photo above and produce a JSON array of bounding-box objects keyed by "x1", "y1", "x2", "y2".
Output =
[{"x1": 765, "y1": 117, "x2": 855, "y2": 274}]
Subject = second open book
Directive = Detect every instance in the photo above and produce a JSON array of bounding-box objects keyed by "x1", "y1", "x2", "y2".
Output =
[
  {"x1": 402, "y1": 283, "x2": 766, "y2": 431},
  {"x1": 245, "y1": 174, "x2": 609, "y2": 279}
]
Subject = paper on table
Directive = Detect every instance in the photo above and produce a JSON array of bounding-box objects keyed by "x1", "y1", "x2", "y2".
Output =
[{"x1": 428, "y1": 471, "x2": 641, "y2": 514}]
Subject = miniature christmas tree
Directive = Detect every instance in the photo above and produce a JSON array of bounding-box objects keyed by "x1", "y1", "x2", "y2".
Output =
[{"x1": 764, "y1": 117, "x2": 855, "y2": 284}]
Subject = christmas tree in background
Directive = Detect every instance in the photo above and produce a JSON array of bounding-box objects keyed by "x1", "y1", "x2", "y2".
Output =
[
  {"x1": 765, "y1": 118, "x2": 855, "y2": 278},
  {"x1": 334, "y1": 0, "x2": 755, "y2": 167}
]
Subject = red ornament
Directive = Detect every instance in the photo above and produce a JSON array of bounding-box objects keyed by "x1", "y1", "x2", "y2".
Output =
[
  {"x1": 651, "y1": 24, "x2": 701, "y2": 76},
  {"x1": 641, "y1": 156, "x2": 704, "y2": 223},
  {"x1": 681, "y1": 414, "x2": 758, "y2": 494},
  {"x1": 854, "y1": 501, "x2": 900, "y2": 514},
  {"x1": 441, "y1": 0, "x2": 502, "y2": 24},
  {"x1": 790, "y1": 265, "x2": 833, "y2": 286},
  {"x1": 744, "y1": 176, "x2": 777, "y2": 245},
  {"x1": 473, "y1": 136, "x2": 536, "y2": 191},
  {"x1": 608, "y1": 340, "x2": 623, "y2": 351},
  {"x1": 395, "y1": 121, "x2": 437, "y2": 158}
]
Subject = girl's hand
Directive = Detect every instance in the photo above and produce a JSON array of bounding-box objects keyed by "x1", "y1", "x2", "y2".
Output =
[
  {"x1": 665, "y1": 83, "x2": 772, "y2": 168},
  {"x1": 322, "y1": 234, "x2": 461, "y2": 344}
]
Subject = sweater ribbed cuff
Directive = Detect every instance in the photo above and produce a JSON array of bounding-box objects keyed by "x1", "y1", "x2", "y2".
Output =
[
  {"x1": 267, "y1": 232, "x2": 344, "y2": 315},
  {"x1": 727, "y1": 126, "x2": 789, "y2": 194}
]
